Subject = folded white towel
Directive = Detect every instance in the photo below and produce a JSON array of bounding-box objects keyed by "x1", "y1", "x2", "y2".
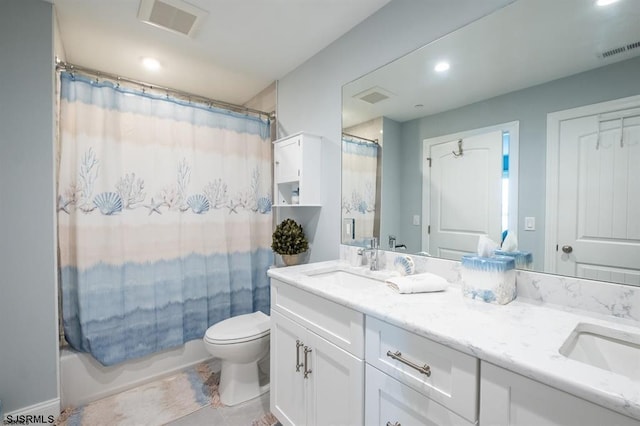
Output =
[{"x1": 385, "y1": 272, "x2": 448, "y2": 294}]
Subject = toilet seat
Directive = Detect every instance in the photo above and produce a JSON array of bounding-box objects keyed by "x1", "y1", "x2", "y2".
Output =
[{"x1": 204, "y1": 311, "x2": 270, "y2": 345}]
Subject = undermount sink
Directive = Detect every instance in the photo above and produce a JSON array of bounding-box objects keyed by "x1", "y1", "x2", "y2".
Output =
[
  {"x1": 559, "y1": 323, "x2": 640, "y2": 381},
  {"x1": 306, "y1": 269, "x2": 385, "y2": 290}
]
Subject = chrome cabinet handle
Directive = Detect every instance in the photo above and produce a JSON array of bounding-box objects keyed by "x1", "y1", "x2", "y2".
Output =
[
  {"x1": 386, "y1": 422, "x2": 401, "y2": 426},
  {"x1": 295, "y1": 340, "x2": 304, "y2": 372},
  {"x1": 304, "y1": 346, "x2": 312, "y2": 378},
  {"x1": 386, "y1": 350, "x2": 431, "y2": 377}
]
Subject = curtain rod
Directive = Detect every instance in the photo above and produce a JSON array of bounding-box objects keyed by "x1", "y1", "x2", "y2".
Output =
[
  {"x1": 342, "y1": 132, "x2": 379, "y2": 144},
  {"x1": 56, "y1": 60, "x2": 275, "y2": 121}
]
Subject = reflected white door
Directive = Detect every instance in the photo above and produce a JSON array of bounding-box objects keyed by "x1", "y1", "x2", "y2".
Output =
[
  {"x1": 554, "y1": 106, "x2": 640, "y2": 285},
  {"x1": 428, "y1": 130, "x2": 503, "y2": 260}
]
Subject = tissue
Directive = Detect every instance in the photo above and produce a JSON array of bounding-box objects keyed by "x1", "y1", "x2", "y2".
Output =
[
  {"x1": 501, "y1": 231, "x2": 518, "y2": 252},
  {"x1": 477, "y1": 235, "x2": 499, "y2": 257}
]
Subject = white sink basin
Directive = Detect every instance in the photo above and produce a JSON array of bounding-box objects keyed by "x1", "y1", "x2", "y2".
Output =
[
  {"x1": 306, "y1": 269, "x2": 384, "y2": 290},
  {"x1": 559, "y1": 323, "x2": 640, "y2": 381}
]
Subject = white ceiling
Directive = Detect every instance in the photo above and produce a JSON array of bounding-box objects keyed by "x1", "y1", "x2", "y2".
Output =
[
  {"x1": 342, "y1": 0, "x2": 640, "y2": 128},
  {"x1": 53, "y1": 0, "x2": 391, "y2": 108}
]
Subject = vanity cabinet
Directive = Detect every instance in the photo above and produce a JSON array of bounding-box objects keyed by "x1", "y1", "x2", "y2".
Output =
[
  {"x1": 365, "y1": 316, "x2": 479, "y2": 425},
  {"x1": 273, "y1": 132, "x2": 322, "y2": 206},
  {"x1": 480, "y1": 361, "x2": 640, "y2": 426},
  {"x1": 270, "y1": 279, "x2": 364, "y2": 426}
]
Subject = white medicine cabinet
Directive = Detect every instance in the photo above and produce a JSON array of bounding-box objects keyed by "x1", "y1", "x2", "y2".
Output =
[{"x1": 273, "y1": 132, "x2": 322, "y2": 206}]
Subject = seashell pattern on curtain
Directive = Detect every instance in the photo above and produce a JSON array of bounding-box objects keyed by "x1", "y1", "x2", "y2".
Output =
[{"x1": 57, "y1": 72, "x2": 273, "y2": 366}]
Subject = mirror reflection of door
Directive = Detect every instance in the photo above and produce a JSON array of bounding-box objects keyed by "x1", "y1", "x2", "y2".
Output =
[
  {"x1": 423, "y1": 129, "x2": 506, "y2": 260},
  {"x1": 548, "y1": 97, "x2": 640, "y2": 285}
]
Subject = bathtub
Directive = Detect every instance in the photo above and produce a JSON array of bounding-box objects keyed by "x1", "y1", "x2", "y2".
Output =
[{"x1": 59, "y1": 340, "x2": 214, "y2": 408}]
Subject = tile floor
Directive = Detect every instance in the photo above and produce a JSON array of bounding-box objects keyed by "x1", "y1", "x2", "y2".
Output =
[{"x1": 167, "y1": 392, "x2": 273, "y2": 426}]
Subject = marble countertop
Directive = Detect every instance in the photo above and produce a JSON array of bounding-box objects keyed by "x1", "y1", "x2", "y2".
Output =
[{"x1": 268, "y1": 260, "x2": 640, "y2": 421}]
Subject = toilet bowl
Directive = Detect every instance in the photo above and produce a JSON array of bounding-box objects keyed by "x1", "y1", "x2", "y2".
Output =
[{"x1": 203, "y1": 311, "x2": 270, "y2": 406}]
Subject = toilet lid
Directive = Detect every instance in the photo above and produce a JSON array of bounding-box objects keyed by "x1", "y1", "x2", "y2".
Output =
[{"x1": 205, "y1": 311, "x2": 270, "y2": 344}]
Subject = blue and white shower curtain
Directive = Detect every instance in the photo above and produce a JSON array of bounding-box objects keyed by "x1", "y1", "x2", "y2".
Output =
[
  {"x1": 341, "y1": 136, "x2": 379, "y2": 242},
  {"x1": 57, "y1": 72, "x2": 273, "y2": 365}
]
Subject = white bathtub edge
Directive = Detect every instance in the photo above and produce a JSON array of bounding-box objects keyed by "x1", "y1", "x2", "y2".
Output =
[{"x1": 60, "y1": 340, "x2": 214, "y2": 408}]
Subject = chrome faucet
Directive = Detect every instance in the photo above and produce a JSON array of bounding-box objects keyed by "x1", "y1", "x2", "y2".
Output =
[{"x1": 358, "y1": 237, "x2": 379, "y2": 271}]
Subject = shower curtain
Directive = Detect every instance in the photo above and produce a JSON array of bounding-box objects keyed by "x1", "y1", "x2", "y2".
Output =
[
  {"x1": 57, "y1": 72, "x2": 273, "y2": 366},
  {"x1": 341, "y1": 136, "x2": 379, "y2": 243}
]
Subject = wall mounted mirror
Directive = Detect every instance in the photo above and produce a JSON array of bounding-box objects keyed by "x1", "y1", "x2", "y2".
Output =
[{"x1": 341, "y1": 0, "x2": 640, "y2": 286}]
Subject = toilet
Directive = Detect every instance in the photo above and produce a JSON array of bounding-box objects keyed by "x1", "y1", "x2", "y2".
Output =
[{"x1": 203, "y1": 311, "x2": 271, "y2": 406}]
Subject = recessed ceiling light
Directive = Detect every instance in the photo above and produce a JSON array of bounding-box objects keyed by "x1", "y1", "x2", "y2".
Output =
[
  {"x1": 414, "y1": 104, "x2": 424, "y2": 108},
  {"x1": 596, "y1": 0, "x2": 619, "y2": 6},
  {"x1": 434, "y1": 61, "x2": 450, "y2": 73},
  {"x1": 142, "y1": 57, "x2": 161, "y2": 71}
]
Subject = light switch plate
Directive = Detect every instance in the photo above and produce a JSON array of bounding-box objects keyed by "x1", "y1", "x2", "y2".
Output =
[
  {"x1": 413, "y1": 215, "x2": 420, "y2": 226},
  {"x1": 343, "y1": 218, "x2": 355, "y2": 240},
  {"x1": 524, "y1": 217, "x2": 535, "y2": 231}
]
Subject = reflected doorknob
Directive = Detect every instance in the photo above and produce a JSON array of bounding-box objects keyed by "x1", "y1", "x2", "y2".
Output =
[{"x1": 562, "y1": 245, "x2": 573, "y2": 254}]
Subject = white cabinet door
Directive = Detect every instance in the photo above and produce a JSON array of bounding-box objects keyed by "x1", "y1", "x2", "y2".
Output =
[
  {"x1": 365, "y1": 364, "x2": 473, "y2": 426},
  {"x1": 480, "y1": 361, "x2": 640, "y2": 426},
  {"x1": 271, "y1": 310, "x2": 307, "y2": 426},
  {"x1": 271, "y1": 308, "x2": 365, "y2": 426},
  {"x1": 275, "y1": 137, "x2": 301, "y2": 184},
  {"x1": 307, "y1": 331, "x2": 364, "y2": 426}
]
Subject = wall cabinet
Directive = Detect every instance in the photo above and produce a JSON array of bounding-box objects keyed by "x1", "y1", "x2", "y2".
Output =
[
  {"x1": 480, "y1": 361, "x2": 639, "y2": 426},
  {"x1": 270, "y1": 279, "x2": 364, "y2": 426},
  {"x1": 273, "y1": 132, "x2": 322, "y2": 206}
]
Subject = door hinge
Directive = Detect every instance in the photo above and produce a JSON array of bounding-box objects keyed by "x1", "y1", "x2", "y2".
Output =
[
  {"x1": 428, "y1": 225, "x2": 431, "y2": 234},
  {"x1": 556, "y1": 244, "x2": 558, "y2": 252},
  {"x1": 427, "y1": 157, "x2": 432, "y2": 167},
  {"x1": 298, "y1": 169, "x2": 300, "y2": 177}
]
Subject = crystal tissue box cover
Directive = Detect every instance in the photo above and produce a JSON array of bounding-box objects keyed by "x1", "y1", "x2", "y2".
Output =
[{"x1": 461, "y1": 255, "x2": 516, "y2": 305}]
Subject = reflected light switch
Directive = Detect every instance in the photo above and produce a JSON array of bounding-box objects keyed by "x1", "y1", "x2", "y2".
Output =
[{"x1": 524, "y1": 217, "x2": 535, "y2": 231}]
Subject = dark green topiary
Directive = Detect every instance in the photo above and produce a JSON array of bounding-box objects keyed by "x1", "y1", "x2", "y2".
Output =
[{"x1": 271, "y1": 218, "x2": 309, "y2": 255}]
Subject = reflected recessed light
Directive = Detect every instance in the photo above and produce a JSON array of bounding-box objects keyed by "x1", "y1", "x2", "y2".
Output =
[
  {"x1": 142, "y1": 57, "x2": 161, "y2": 71},
  {"x1": 434, "y1": 61, "x2": 450, "y2": 72},
  {"x1": 596, "y1": 0, "x2": 619, "y2": 6},
  {"x1": 414, "y1": 104, "x2": 424, "y2": 108}
]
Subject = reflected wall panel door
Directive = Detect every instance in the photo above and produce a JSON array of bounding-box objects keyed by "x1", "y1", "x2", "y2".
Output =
[
  {"x1": 429, "y1": 130, "x2": 503, "y2": 260},
  {"x1": 556, "y1": 107, "x2": 640, "y2": 285}
]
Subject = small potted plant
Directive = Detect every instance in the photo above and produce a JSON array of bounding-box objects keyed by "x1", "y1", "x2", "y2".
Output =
[{"x1": 272, "y1": 218, "x2": 309, "y2": 266}]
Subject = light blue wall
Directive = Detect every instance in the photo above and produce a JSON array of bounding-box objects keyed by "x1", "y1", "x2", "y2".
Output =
[
  {"x1": 397, "y1": 56, "x2": 640, "y2": 269},
  {"x1": 277, "y1": 0, "x2": 514, "y2": 261},
  {"x1": 0, "y1": 0, "x2": 58, "y2": 413},
  {"x1": 380, "y1": 117, "x2": 402, "y2": 249}
]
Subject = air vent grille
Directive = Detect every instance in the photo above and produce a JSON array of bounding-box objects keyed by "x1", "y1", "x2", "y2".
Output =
[
  {"x1": 601, "y1": 41, "x2": 640, "y2": 58},
  {"x1": 138, "y1": 0, "x2": 208, "y2": 38},
  {"x1": 354, "y1": 86, "x2": 394, "y2": 105}
]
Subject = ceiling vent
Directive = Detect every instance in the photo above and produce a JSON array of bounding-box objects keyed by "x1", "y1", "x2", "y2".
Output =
[
  {"x1": 600, "y1": 41, "x2": 640, "y2": 59},
  {"x1": 138, "y1": 0, "x2": 208, "y2": 38},
  {"x1": 354, "y1": 86, "x2": 394, "y2": 105}
]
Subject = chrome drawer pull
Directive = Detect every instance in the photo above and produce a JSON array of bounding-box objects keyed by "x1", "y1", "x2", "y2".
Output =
[
  {"x1": 304, "y1": 346, "x2": 313, "y2": 378},
  {"x1": 386, "y1": 350, "x2": 431, "y2": 377},
  {"x1": 295, "y1": 340, "x2": 304, "y2": 372},
  {"x1": 386, "y1": 422, "x2": 401, "y2": 426}
]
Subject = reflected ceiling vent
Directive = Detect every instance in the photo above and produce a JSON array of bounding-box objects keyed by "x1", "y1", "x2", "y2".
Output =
[
  {"x1": 600, "y1": 41, "x2": 640, "y2": 59},
  {"x1": 354, "y1": 86, "x2": 394, "y2": 104},
  {"x1": 138, "y1": 0, "x2": 208, "y2": 38}
]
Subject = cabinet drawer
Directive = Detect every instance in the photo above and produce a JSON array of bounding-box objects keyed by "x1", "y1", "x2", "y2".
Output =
[
  {"x1": 271, "y1": 278, "x2": 364, "y2": 358},
  {"x1": 365, "y1": 316, "x2": 478, "y2": 422},
  {"x1": 366, "y1": 364, "x2": 474, "y2": 426}
]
